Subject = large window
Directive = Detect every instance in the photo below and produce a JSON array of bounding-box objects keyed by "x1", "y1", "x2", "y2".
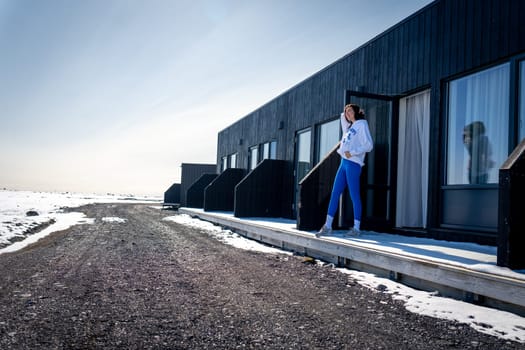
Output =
[
  {"x1": 317, "y1": 118, "x2": 340, "y2": 162},
  {"x1": 518, "y1": 61, "x2": 525, "y2": 142},
  {"x1": 446, "y1": 63, "x2": 510, "y2": 185}
]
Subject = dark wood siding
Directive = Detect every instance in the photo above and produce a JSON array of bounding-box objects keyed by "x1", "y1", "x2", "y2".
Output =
[
  {"x1": 297, "y1": 147, "x2": 340, "y2": 230},
  {"x1": 216, "y1": 0, "x2": 525, "y2": 241},
  {"x1": 204, "y1": 168, "x2": 246, "y2": 212},
  {"x1": 186, "y1": 174, "x2": 218, "y2": 208},
  {"x1": 234, "y1": 159, "x2": 294, "y2": 218},
  {"x1": 498, "y1": 139, "x2": 525, "y2": 269},
  {"x1": 163, "y1": 183, "x2": 181, "y2": 205},
  {"x1": 180, "y1": 163, "x2": 216, "y2": 206}
]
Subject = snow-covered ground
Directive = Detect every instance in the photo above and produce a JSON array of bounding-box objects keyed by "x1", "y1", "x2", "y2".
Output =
[
  {"x1": 0, "y1": 190, "x2": 523, "y2": 343},
  {"x1": 0, "y1": 189, "x2": 159, "y2": 251}
]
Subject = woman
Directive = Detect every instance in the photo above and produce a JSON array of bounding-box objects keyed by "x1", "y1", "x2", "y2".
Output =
[
  {"x1": 316, "y1": 104, "x2": 373, "y2": 237},
  {"x1": 463, "y1": 121, "x2": 494, "y2": 184}
]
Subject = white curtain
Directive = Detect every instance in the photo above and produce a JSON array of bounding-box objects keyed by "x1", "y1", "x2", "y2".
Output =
[{"x1": 396, "y1": 90, "x2": 430, "y2": 228}]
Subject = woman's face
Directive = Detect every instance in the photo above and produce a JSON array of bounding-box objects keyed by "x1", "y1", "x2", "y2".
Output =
[
  {"x1": 345, "y1": 107, "x2": 356, "y2": 123},
  {"x1": 463, "y1": 130, "x2": 472, "y2": 145}
]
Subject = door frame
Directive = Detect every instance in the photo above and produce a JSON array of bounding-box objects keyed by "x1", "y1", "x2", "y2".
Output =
[
  {"x1": 292, "y1": 127, "x2": 312, "y2": 218},
  {"x1": 344, "y1": 90, "x2": 399, "y2": 230}
]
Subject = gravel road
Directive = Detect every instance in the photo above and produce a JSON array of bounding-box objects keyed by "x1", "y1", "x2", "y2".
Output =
[{"x1": 0, "y1": 204, "x2": 521, "y2": 349}]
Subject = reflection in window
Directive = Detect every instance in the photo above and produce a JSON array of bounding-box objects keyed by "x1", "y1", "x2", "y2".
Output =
[
  {"x1": 221, "y1": 156, "x2": 227, "y2": 172},
  {"x1": 447, "y1": 63, "x2": 509, "y2": 185},
  {"x1": 518, "y1": 61, "x2": 525, "y2": 142},
  {"x1": 317, "y1": 119, "x2": 340, "y2": 162}
]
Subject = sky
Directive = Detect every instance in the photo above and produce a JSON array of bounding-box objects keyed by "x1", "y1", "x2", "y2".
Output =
[{"x1": 0, "y1": 0, "x2": 433, "y2": 196}]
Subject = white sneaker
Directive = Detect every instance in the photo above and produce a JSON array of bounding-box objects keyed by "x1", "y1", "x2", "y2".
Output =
[
  {"x1": 316, "y1": 225, "x2": 332, "y2": 238},
  {"x1": 345, "y1": 227, "x2": 360, "y2": 237}
]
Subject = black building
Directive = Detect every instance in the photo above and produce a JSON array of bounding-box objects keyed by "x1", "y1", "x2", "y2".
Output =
[
  {"x1": 180, "y1": 163, "x2": 217, "y2": 207},
  {"x1": 212, "y1": 0, "x2": 525, "y2": 260}
]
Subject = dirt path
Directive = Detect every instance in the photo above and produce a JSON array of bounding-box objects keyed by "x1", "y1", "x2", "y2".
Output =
[{"x1": 0, "y1": 204, "x2": 519, "y2": 349}]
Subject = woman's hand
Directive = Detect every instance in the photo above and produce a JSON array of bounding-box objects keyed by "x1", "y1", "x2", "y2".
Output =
[{"x1": 344, "y1": 151, "x2": 351, "y2": 158}]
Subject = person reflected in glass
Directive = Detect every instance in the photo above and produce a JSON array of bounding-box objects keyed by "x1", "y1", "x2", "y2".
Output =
[
  {"x1": 463, "y1": 121, "x2": 494, "y2": 184},
  {"x1": 316, "y1": 104, "x2": 373, "y2": 238}
]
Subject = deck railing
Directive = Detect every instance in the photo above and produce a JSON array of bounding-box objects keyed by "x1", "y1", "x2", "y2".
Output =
[
  {"x1": 498, "y1": 138, "x2": 525, "y2": 269},
  {"x1": 204, "y1": 168, "x2": 246, "y2": 212},
  {"x1": 297, "y1": 144, "x2": 340, "y2": 230},
  {"x1": 234, "y1": 159, "x2": 293, "y2": 218},
  {"x1": 186, "y1": 173, "x2": 218, "y2": 208}
]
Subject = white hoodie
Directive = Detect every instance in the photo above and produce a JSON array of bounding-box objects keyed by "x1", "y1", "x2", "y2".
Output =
[{"x1": 336, "y1": 112, "x2": 374, "y2": 166}]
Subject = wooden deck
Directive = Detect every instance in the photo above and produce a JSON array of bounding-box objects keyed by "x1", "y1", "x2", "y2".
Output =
[{"x1": 179, "y1": 208, "x2": 525, "y2": 317}]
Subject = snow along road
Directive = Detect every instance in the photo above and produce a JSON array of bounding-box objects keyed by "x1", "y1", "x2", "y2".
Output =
[{"x1": 0, "y1": 204, "x2": 521, "y2": 349}]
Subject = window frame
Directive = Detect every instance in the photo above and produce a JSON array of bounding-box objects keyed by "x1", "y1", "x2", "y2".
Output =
[
  {"x1": 443, "y1": 61, "x2": 512, "y2": 187},
  {"x1": 315, "y1": 116, "x2": 340, "y2": 164},
  {"x1": 248, "y1": 145, "x2": 259, "y2": 171},
  {"x1": 228, "y1": 153, "x2": 237, "y2": 169},
  {"x1": 517, "y1": 57, "x2": 525, "y2": 143}
]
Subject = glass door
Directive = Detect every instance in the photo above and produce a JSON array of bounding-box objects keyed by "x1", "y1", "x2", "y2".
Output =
[{"x1": 342, "y1": 91, "x2": 396, "y2": 230}]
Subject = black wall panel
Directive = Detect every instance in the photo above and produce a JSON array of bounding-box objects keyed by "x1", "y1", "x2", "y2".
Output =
[
  {"x1": 234, "y1": 159, "x2": 294, "y2": 218},
  {"x1": 186, "y1": 174, "x2": 218, "y2": 209},
  {"x1": 181, "y1": 163, "x2": 216, "y2": 206},
  {"x1": 215, "y1": 0, "x2": 525, "y2": 239},
  {"x1": 204, "y1": 169, "x2": 247, "y2": 212}
]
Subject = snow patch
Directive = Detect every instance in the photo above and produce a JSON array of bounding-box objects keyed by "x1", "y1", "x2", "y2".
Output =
[
  {"x1": 0, "y1": 190, "x2": 157, "y2": 253},
  {"x1": 102, "y1": 217, "x2": 127, "y2": 223},
  {"x1": 337, "y1": 268, "x2": 525, "y2": 343},
  {"x1": 0, "y1": 212, "x2": 94, "y2": 254},
  {"x1": 163, "y1": 214, "x2": 291, "y2": 255}
]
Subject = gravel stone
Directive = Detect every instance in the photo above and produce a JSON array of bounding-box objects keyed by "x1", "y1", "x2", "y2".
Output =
[{"x1": 0, "y1": 204, "x2": 521, "y2": 349}]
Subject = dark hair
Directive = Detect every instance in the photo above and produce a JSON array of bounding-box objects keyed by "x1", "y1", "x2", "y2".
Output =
[{"x1": 345, "y1": 104, "x2": 365, "y2": 120}]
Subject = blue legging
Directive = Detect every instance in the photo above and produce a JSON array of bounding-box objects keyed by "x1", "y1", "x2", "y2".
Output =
[{"x1": 327, "y1": 159, "x2": 362, "y2": 221}]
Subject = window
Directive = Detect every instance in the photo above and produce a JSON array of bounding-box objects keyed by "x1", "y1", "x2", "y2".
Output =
[
  {"x1": 518, "y1": 61, "x2": 525, "y2": 142},
  {"x1": 262, "y1": 143, "x2": 269, "y2": 159},
  {"x1": 296, "y1": 129, "x2": 312, "y2": 180},
  {"x1": 446, "y1": 63, "x2": 510, "y2": 185},
  {"x1": 249, "y1": 145, "x2": 259, "y2": 170},
  {"x1": 294, "y1": 128, "x2": 312, "y2": 214},
  {"x1": 221, "y1": 156, "x2": 227, "y2": 172},
  {"x1": 262, "y1": 140, "x2": 277, "y2": 160},
  {"x1": 270, "y1": 141, "x2": 277, "y2": 159},
  {"x1": 229, "y1": 153, "x2": 237, "y2": 169},
  {"x1": 317, "y1": 118, "x2": 340, "y2": 162}
]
